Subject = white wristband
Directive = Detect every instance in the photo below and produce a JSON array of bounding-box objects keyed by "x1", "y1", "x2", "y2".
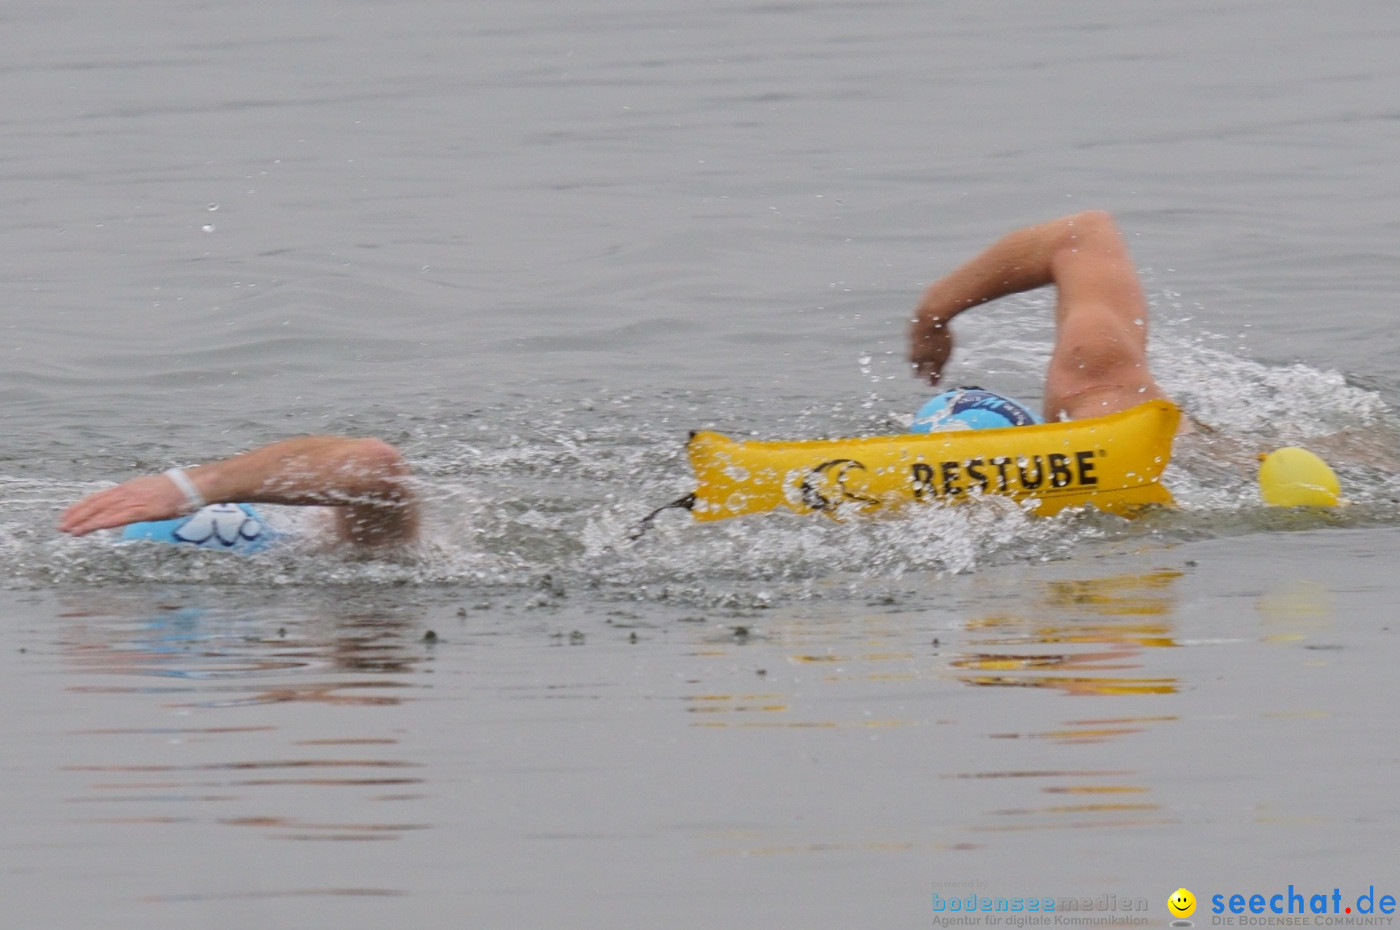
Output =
[{"x1": 164, "y1": 467, "x2": 206, "y2": 511}]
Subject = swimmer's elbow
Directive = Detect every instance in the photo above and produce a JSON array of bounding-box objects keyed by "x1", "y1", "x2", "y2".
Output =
[
  {"x1": 342, "y1": 438, "x2": 414, "y2": 501},
  {"x1": 353, "y1": 438, "x2": 410, "y2": 476},
  {"x1": 1064, "y1": 209, "x2": 1119, "y2": 236}
]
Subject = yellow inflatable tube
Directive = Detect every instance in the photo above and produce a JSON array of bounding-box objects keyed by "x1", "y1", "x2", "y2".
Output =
[{"x1": 686, "y1": 400, "x2": 1179, "y2": 522}]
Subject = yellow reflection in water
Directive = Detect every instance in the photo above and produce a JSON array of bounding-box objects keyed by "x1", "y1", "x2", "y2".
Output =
[
  {"x1": 683, "y1": 612, "x2": 934, "y2": 730},
  {"x1": 1256, "y1": 579, "x2": 1334, "y2": 643},
  {"x1": 953, "y1": 570, "x2": 1183, "y2": 698},
  {"x1": 678, "y1": 569, "x2": 1190, "y2": 851},
  {"x1": 944, "y1": 570, "x2": 1187, "y2": 837}
]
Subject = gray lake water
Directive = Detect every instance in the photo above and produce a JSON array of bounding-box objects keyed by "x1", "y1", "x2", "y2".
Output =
[{"x1": 3, "y1": 1, "x2": 1399, "y2": 927}]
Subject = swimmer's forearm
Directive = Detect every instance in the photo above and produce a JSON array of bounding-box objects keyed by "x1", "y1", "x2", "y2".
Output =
[
  {"x1": 184, "y1": 436, "x2": 414, "y2": 509},
  {"x1": 914, "y1": 221, "x2": 1064, "y2": 326},
  {"x1": 911, "y1": 225, "x2": 1057, "y2": 382},
  {"x1": 60, "y1": 436, "x2": 417, "y2": 543}
]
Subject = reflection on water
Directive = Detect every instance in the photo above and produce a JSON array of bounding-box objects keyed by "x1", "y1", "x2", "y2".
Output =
[
  {"x1": 682, "y1": 569, "x2": 1189, "y2": 853},
  {"x1": 1255, "y1": 579, "x2": 1334, "y2": 644},
  {"x1": 684, "y1": 612, "x2": 934, "y2": 731},
  {"x1": 706, "y1": 833, "x2": 926, "y2": 858},
  {"x1": 55, "y1": 594, "x2": 433, "y2": 898},
  {"x1": 953, "y1": 570, "x2": 1183, "y2": 696},
  {"x1": 950, "y1": 571, "x2": 1184, "y2": 835},
  {"x1": 143, "y1": 888, "x2": 407, "y2": 904}
]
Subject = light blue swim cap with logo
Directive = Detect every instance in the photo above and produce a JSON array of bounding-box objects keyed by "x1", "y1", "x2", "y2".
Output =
[
  {"x1": 121, "y1": 503, "x2": 278, "y2": 553},
  {"x1": 911, "y1": 388, "x2": 1041, "y2": 433}
]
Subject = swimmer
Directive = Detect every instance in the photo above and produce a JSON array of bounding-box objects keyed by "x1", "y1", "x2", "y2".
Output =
[
  {"x1": 59, "y1": 435, "x2": 419, "y2": 550},
  {"x1": 909, "y1": 210, "x2": 1176, "y2": 425}
]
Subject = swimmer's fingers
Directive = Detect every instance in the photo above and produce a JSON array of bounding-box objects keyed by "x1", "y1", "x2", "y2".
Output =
[
  {"x1": 913, "y1": 359, "x2": 944, "y2": 387},
  {"x1": 909, "y1": 317, "x2": 953, "y2": 386},
  {"x1": 911, "y1": 352, "x2": 947, "y2": 387},
  {"x1": 59, "y1": 488, "x2": 147, "y2": 536},
  {"x1": 60, "y1": 492, "x2": 163, "y2": 536},
  {"x1": 59, "y1": 475, "x2": 188, "y2": 536}
]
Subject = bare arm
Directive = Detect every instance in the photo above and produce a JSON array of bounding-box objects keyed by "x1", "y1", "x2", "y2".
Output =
[
  {"x1": 909, "y1": 211, "x2": 1145, "y2": 383},
  {"x1": 59, "y1": 436, "x2": 419, "y2": 548},
  {"x1": 910, "y1": 218, "x2": 1065, "y2": 384}
]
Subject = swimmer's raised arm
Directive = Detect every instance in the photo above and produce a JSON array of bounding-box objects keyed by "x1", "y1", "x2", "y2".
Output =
[
  {"x1": 910, "y1": 210, "x2": 1169, "y2": 421},
  {"x1": 910, "y1": 212, "x2": 1110, "y2": 384},
  {"x1": 59, "y1": 436, "x2": 419, "y2": 548}
]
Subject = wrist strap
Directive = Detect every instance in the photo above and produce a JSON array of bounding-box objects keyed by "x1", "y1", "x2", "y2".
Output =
[{"x1": 164, "y1": 468, "x2": 206, "y2": 511}]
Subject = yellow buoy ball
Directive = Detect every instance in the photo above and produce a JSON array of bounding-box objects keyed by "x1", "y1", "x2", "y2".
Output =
[{"x1": 1258, "y1": 447, "x2": 1340, "y2": 507}]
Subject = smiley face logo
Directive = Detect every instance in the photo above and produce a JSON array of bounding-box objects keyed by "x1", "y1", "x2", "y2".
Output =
[
  {"x1": 798, "y1": 459, "x2": 878, "y2": 512},
  {"x1": 1168, "y1": 888, "x2": 1197, "y2": 919}
]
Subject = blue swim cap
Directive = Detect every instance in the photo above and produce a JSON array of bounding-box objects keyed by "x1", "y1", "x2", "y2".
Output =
[
  {"x1": 121, "y1": 503, "x2": 278, "y2": 553},
  {"x1": 911, "y1": 388, "x2": 1041, "y2": 433}
]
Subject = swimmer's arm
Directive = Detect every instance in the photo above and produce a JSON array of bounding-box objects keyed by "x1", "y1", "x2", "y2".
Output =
[
  {"x1": 910, "y1": 222, "x2": 1062, "y2": 385},
  {"x1": 59, "y1": 436, "x2": 419, "y2": 548},
  {"x1": 909, "y1": 210, "x2": 1131, "y2": 385}
]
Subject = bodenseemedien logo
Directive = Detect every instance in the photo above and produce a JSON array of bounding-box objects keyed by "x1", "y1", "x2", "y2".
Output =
[
  {"x1": 931, "y1": 893, "x2": 1056, "y2": 913},
  {"x1": 930, "y1": 891, "x2": 1151, "y2": 926}
]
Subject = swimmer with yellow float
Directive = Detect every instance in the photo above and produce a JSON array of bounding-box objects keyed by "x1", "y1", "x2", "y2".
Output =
[
  {"x1": 685, "y1": 210, "x2": 1339, "y2": 521},
  {"x1": 58, "y1": 211, "x2": 1336, "y2": 552}
]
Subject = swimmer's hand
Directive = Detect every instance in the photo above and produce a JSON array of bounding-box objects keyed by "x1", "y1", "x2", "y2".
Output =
[
  {"x1": 59, "y1": 473, "x2": 195, "y2": 537},
  {"x1": 909, "y1": 315, "x2": 953, "y2": 386}
]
